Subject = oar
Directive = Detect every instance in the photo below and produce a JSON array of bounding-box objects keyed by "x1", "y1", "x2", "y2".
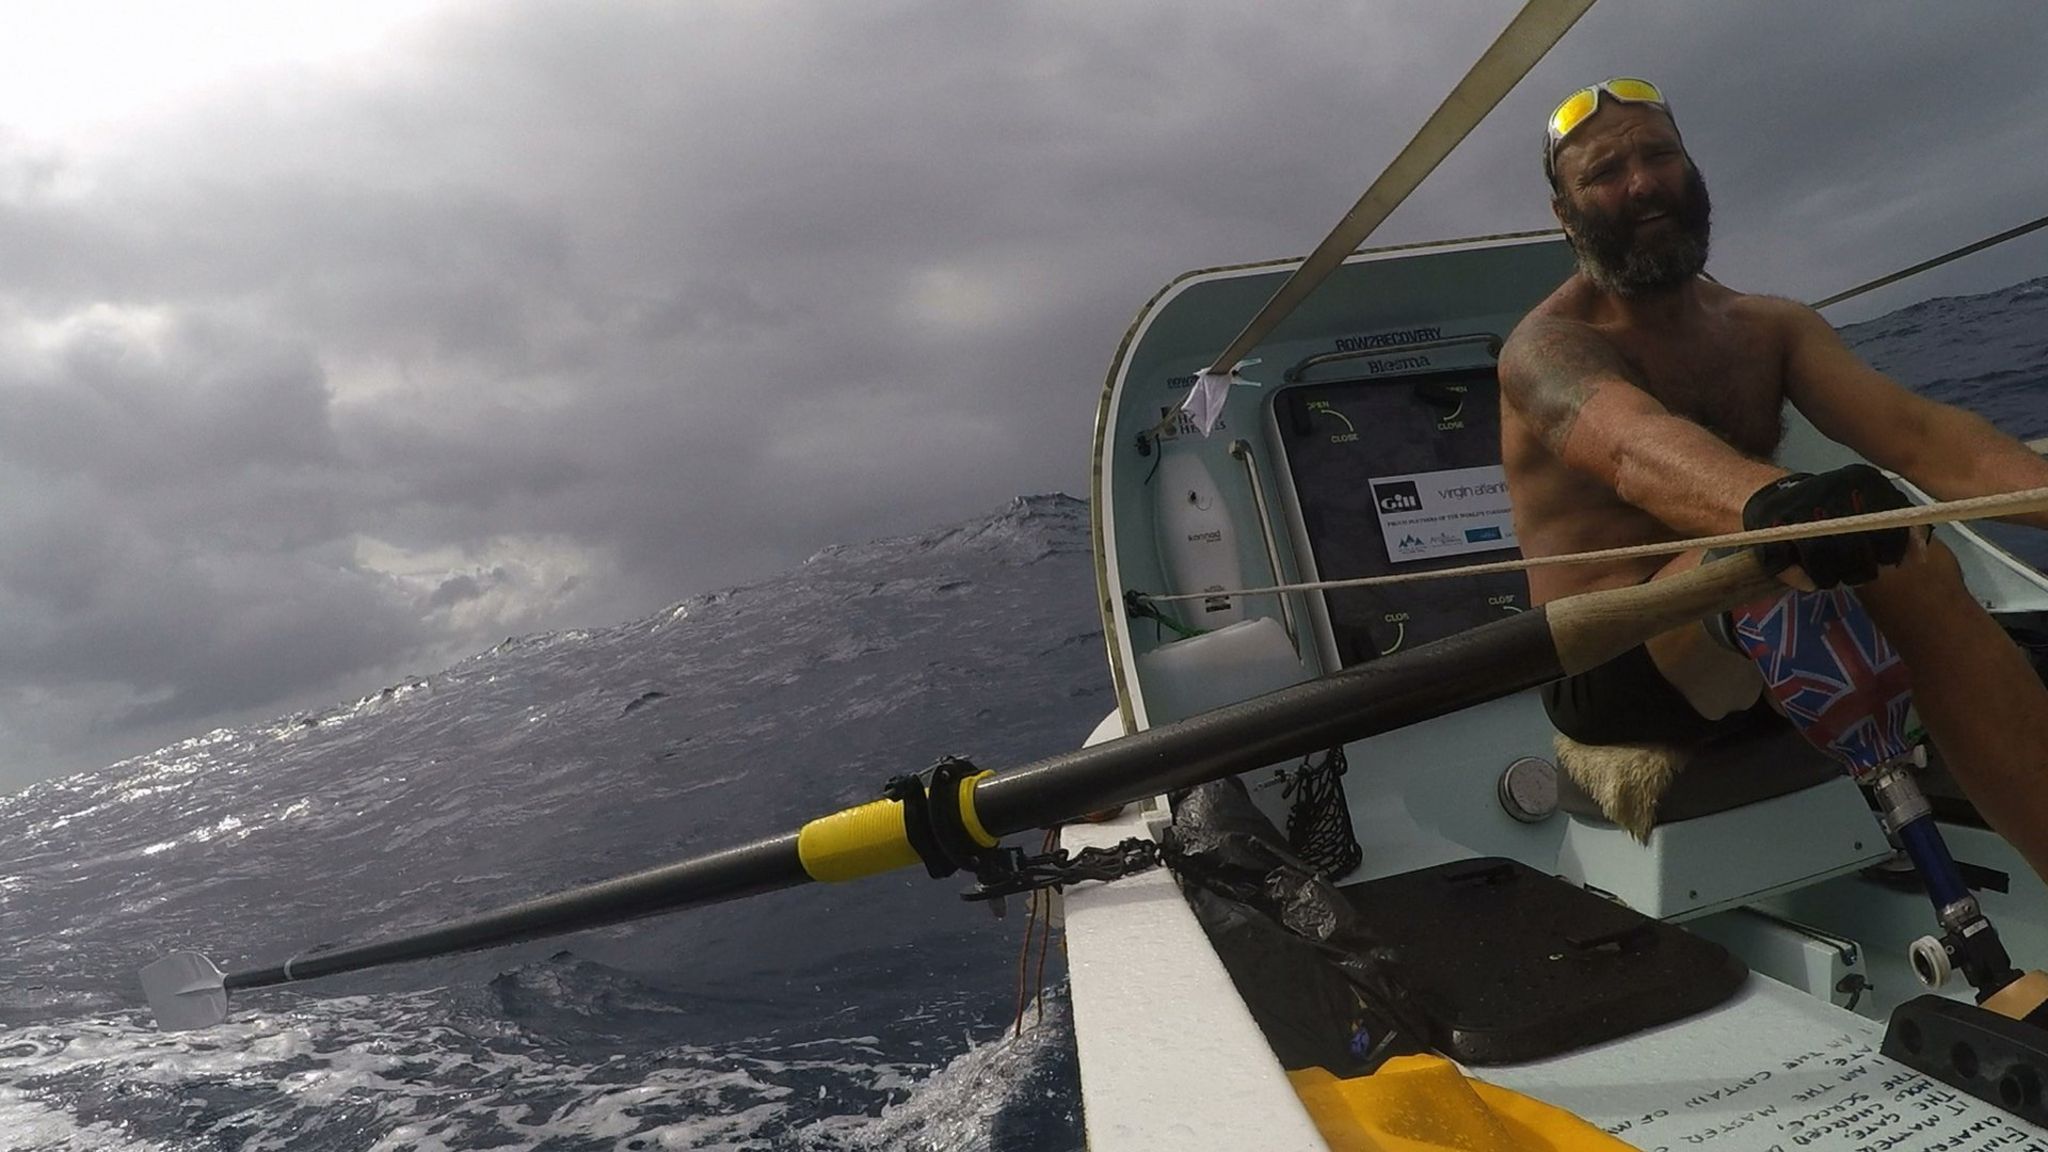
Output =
[
  {"x1": 142, "y1": 549, "x2": 1780, "y2": 1030},
  {"x1": 1196, "y1": 0, "x2": 1596, "y2": 381},
  {"x1": 1176, "y1": 0, "x2": 1594, "y2": 433}
]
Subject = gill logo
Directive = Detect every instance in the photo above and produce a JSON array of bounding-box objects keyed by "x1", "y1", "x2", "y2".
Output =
[{"x1": 1373, "y1": 480, "x2": 1422, "y2": 513}]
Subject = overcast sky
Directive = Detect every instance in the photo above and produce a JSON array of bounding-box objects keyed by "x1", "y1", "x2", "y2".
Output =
[{"x1": 0, "y1": 0, "x2": 2043, "y2": 788}]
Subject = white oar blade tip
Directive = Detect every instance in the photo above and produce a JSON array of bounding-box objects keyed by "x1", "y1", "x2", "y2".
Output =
[{"x1": 139, "y1": 951, "x2": 228, "y2": 1031}]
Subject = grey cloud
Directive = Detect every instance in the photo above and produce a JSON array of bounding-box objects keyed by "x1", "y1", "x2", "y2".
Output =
[
  {"x1": 426, "y1": 572, "x2": 487, "y2": 611},
  {"x1": 0, "y1": 319, "x2": 339, "y2": 483}
]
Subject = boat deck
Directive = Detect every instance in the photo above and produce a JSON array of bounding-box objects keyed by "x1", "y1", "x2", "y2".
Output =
[{"x1": 1062, "y1": 799, "x2": 2047, "y2": 1151}]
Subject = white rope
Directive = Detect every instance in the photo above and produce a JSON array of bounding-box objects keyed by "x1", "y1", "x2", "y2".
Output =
[{"x1": 1141, "y1": 485, "x2": 2048, "y2": 603}]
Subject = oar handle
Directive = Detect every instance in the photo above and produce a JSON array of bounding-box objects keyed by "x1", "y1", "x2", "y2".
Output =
[
  {"x1": 978, "y1": 551, "x2": 1784, "y2": 835},
  {"x1": 1546, "y1": 550, "x2": 1781, "y2": 675}
]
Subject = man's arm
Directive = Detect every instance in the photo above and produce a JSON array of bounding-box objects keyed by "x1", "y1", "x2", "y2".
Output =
[
  {"x1": 1777, "y1": 301, "x2": 2048, "y2": 529},
  {"x1": 1499, "y1": 315, "x2": 1783, "y2": 535}
]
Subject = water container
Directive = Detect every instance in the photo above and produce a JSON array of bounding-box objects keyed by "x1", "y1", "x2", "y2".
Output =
[
  {"x1": 1136, "y1": 616, "x2": 1306, "y2": 725},
  {"x1": 1153, "y1": 451, "x2": 1246, "y2": 631}
]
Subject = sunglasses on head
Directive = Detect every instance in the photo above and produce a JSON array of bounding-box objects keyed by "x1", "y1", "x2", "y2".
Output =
[{"x1": 1545, "y1": 77, "x2": 1670, "y2": 183}]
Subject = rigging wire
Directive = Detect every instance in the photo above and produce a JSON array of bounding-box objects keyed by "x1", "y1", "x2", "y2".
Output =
[
  {"x1": 1811, "y1": 210, "x2": 2048, "y2": 312},
  {"x1": 1034, "y1": 882, "x2": 1054, "y2": 1026}
]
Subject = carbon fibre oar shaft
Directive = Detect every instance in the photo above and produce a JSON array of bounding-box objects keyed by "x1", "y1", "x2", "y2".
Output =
[
  {"x1": 973, "y1": 549, "x2": 1777, "y2": 834},
  {"x1": 224, "y1": 835, "x2": 808, "y2": 994}
]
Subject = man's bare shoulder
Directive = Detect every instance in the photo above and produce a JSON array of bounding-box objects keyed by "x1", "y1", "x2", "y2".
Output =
[
  {"x1": 1719, "y1": 287, "x2": 1823, "y2": 333},
  {"x1": 1714, "y1": 290, "x2": 1850, "y2": 373},
  {"x1": 1501, "y1": 277, "x2": 1627, "y2": 380},
  {"x1": 1498, "y1": 289, "x2": 1640, "y2": 455},
  {"x1": 1503, "y1": 277, "x2": 1603, "y2": 364}
]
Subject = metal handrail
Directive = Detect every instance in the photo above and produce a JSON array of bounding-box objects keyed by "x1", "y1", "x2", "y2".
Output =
[
  {"x1": 1228, "y1": 439, "x2": 1298, "y2": 654},
  {"x1": 1282, "y1": 332, "x2": 1503, "y2": 384}
]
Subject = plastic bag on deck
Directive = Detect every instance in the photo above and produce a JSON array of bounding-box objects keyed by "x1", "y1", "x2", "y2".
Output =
[{"x1": 1160, "y1": 776, "x2": 1428, "y2": 1076}]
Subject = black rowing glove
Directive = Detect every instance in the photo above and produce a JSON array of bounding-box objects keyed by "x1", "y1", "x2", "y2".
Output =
[{"x1": 1742, "y1": 465, "x2": 1911, "y2": 587}]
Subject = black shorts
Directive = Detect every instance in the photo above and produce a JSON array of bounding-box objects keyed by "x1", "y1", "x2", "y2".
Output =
[{"x1": 1542, "y1": 643, "x2": 1776, "y2": 746}]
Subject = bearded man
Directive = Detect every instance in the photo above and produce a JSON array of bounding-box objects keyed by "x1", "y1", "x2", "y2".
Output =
[{"x1": 1496, "y1": 78, "x2": 2048, "y2": 879}]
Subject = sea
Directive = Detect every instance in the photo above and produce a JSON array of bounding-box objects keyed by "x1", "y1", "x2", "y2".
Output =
[{"x1": 1, "y1": 274, "x2": 2046, "y2": 1151}]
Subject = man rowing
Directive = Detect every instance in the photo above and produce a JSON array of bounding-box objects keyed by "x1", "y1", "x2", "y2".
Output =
[{"x1": 1496, "y1": 77, "x2": 2048, "y2": 880}]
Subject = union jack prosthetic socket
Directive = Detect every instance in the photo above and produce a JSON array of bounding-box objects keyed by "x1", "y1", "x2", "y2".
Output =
[{"x1": 1730, "y1": 585, "x2": 1916, "y2": 778}]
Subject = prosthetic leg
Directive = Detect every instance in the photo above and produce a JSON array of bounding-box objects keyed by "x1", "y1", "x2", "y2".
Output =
[{"x1": 1730, "y1": 586, "x2": 2048, "y2": 1120}]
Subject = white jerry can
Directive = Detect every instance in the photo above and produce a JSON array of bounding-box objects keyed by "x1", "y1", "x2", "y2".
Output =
[{"x1": 1152, "y1": 450, "x2": 1246, "y2": 631}]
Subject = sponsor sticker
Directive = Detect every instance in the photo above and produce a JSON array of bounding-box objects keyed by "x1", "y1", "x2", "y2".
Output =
[{"x1": 1369, "y1": 465, "x2": 1518, "y2": 563}]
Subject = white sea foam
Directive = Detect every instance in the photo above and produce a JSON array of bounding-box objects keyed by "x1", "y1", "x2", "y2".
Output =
[
  {"x1": 0, "y1": 1085, "x2": 169, "y2": 1152},
  {"x1": 0, "y1": 989, "x2": 1082, "y2": 1151},
  {"x1": 803, "y1": 1001, "x2": 1077, "y2": 1152}
]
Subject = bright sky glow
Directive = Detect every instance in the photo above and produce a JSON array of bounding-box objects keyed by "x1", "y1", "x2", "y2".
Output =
[
  {"x1": 0, "y1": 1, "x2": 444, "y2": 141},
  {"x1": 902, "y1": 265, "x2": 1008, "y2": 336}
]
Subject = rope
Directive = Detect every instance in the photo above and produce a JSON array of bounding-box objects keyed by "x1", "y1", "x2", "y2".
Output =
[
  {"x1": 1013, "y1": 888, "x2": 1036, "y2": 1038},
  {"x1": 1124, "y1": 588, "x2": 1205, "y2": 639},
  {"x1": 1200, "y1": 0, "x2": 1597, "y2": 378},
  {"x1": 1139, "y1": 484, "x2": 2048, "y2": 604},
  {"x1": 1012, "y1": 827, "x2": 1062, "y2": 1038},
  {"x1": 1811, "y1": 211, "x2": 2048, "y2": 312},
  {"x1": 1034, "y1": 881, "x2": 1053, "y2": 1025}
]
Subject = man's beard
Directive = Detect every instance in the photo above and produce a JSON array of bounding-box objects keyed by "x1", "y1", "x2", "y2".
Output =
[{"x1": 1559, "y1": 164, "x2": 1713, "y2": 298}]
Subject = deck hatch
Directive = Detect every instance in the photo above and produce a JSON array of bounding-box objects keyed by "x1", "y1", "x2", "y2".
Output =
[{"x1": 1338, "y1": 856, "x2": 1748, "y2": 1064}]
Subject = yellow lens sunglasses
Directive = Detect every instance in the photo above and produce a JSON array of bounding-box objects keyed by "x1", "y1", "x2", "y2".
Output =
[{"x1": 1544, "y1": 77, "x2": 1670, "y2": 183}]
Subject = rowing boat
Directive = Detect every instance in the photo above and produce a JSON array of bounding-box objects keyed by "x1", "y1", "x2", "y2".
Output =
[{"x1": 1060, "y1": 232, "x2": 2048, "y2": 1150}]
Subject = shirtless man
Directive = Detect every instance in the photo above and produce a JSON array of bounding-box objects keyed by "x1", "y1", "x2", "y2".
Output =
[{"x1": 1497, "y1": 77, "x2": 2048, "y2": 879}]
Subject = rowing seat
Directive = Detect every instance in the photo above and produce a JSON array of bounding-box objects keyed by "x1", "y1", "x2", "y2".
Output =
[
  {"x1": 1549, "y1": 714, "x2": 1889, "y2": 920},
  {"x1": 1552, "y1": 710, "x2": 1841, "y2": 829}
]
